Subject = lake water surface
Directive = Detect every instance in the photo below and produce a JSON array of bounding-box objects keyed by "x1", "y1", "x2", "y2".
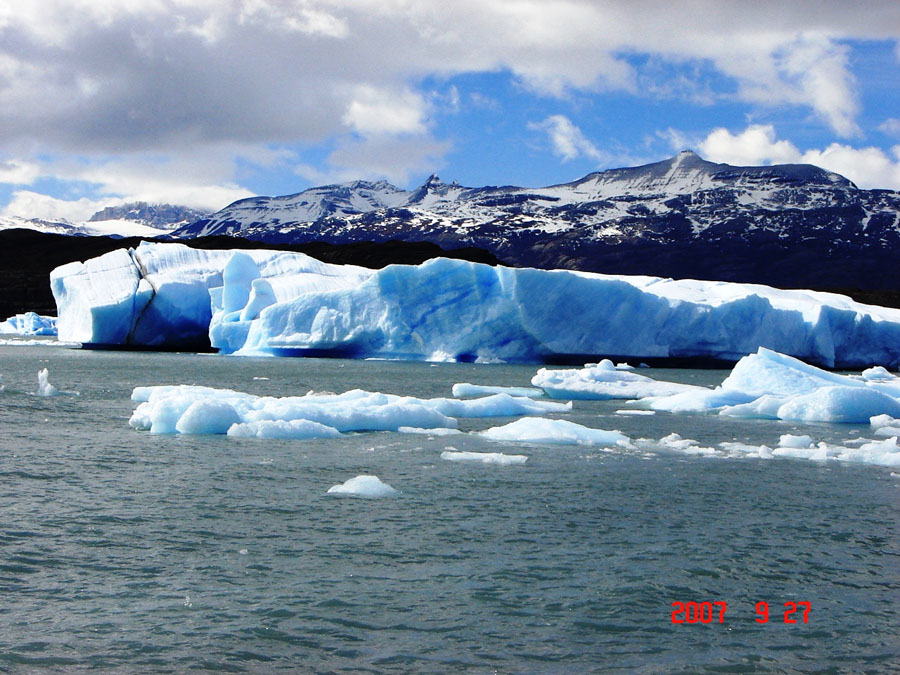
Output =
[{"x1": 1, "y1": 345, "x2": 899, "y2": 672}]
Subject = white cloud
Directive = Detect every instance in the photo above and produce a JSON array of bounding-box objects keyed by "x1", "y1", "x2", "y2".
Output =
[
  {"x1": 342, "y1": 85, "x2": 428, "y2": 136},
  {"x1": 699, "y1": 125, "x2": 802, "y2": 166},
  {"x1": 3, "y1": 191, "x2": 123, "y2": 223},
  {"x1": 880, "y1": 118, "x2": 900, "y2": 137},
  {"x1": 532, "y1": 115, "x2": 605, "y2": 163},
  {"x1": 1, "y1": 1, "x2": 899, "y2": 214},
  {"x1": 0, "y1": 159, "x2": 40, "y2": 184},
  {"x1": 696, "y1": 124, "x2": 900, "y2": 190},
  {"x1": 308, "y1": 134, "x2": 451, "y2": 186}
]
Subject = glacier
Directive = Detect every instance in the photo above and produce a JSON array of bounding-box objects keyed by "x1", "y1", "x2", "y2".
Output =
[{"x1": 51, "y1": 241, "x2": 900, "y2": 368}]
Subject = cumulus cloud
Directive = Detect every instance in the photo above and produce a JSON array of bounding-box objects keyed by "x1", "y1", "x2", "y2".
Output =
[
  {"x1": 0, "y1": 159, "x2": 40, "y2": 184},
  {"x1": 696, "y1": 124, "x2": 900, "y2": 190},
  {"x1": 1, "y1": 1, "x2": 899, "y2": 211},
  {"x1": 531, "y1": 115, "x2": 606, "y2": 163}
]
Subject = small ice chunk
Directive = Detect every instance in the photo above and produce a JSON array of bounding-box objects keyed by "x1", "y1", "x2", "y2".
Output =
[
  {"x1": 775, "y1": 386, "x2": 900, "y2": 424},
  {"x1": 870, "y1": 414, "x2": 900, "y2": 437},
  {"x1": 326, "y1": 475, "x2": 398, "y2": 498},
  {"x1": 480, "y1": 417, "x2": 629, "y2": 446},
  {"x1": 176, "y1": 400, "x2": 241, "y2": 435},
  {"x1": 870, "y1": 414, "x2": 900, "y2": 429},
  {"x1": 658, "y1": 433, "x2": 718, "y2": 456},
  {"x1": 862, "y1": 366, "x2": 895, "y2": 381},
  {"x1": 441, "y1": 451, "x2": 528, "y2": 465},
  {"x1": 451, "y1": 383, "x2": 543, "y2": 398},
  {"x1": 615, "y1": 409, "x2": 656, "y2": 416},
  {"x1": 397, "y1": 426, "x2": 462, "y2": 436},
  {"x1": 227, "y1": 419, "x2": 341, "y2": 439},
  {"x1": 36, "y1": 368, "x2": 78, "y2": 397},
  {"x1": 38, "y1": 368, "x2": 59, "y2": 397},
  {"x1": 778, "y1": 434, "x2": 814, "y2": 449},
  {"x1": 533, "y1": 360, "x2": 704, "y2": 400}
]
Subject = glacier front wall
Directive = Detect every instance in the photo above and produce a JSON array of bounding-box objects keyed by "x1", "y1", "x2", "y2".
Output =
[{"x1": 51, "y1": 242, "x2": 900, "y2": 368}]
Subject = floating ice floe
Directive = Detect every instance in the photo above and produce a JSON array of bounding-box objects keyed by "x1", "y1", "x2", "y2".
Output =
[
  {"x1": 52, "y1": 242, "x2": 900, "y2": 368},
  {"x1": 451, "y1": 383, "x2": 544, "y2": 398},
  {"x1": 643, "y1": 348, "x2": 900, "y2": 423},
  {"x1": 480, "y1": 417, "x2": 630, "y2": 446},
  {"x1": 326, "y1": 475, "x2": 398, "y2": 498},
  {"x1": 0, "y1": 312, "x2": 57, "y2": 336},
  {"x1": 532, "y1": 359, "x2": 705, "y2": 400},
  {"x1": 642, "y1": 432, "x2": 900, "y2": 467},
  {"x1": 441, "y1": 451, "x2": 528, "y2": 465},
  {"x1": 129, "y1": 385, "x2": 570, "y2": 436}
]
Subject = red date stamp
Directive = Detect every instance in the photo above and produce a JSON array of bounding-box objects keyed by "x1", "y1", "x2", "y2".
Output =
[{"x1": 671, "y1": 601, "x2": 810, "y2": 624}]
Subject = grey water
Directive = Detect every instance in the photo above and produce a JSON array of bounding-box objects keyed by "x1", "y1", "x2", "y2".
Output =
[{"x1": 1, "y1": 344, "x2": 899, "y2": 673}]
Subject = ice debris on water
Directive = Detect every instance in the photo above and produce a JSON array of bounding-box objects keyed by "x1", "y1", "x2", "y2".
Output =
[
  {"x1": 37, "y1": 368, "x2": 78, "y2": 397},
  {"x1": 633, "y1": 348, "x2": 900, "y2": 424},
  {"x1": 532, "y1": 359, "x2": 703, "y2": 400},
  {"x1": 871, "y1": 415, "x2": 900, "y2": 438},
  {"x1": 480, "y1": 417, "x2": 630, "y2": 447},
  {"x1": 129, "y1": 385, "x2": 571, "y2": 436},
  {"x1": 326, "y1": 475, "x2": 398, "y2": 498},
  {"x1": 451, "y1": 382, "x2": 543, "y2": 398},
  {"x1": 397, "y1": 426, "x2": 462, "y2": 436},
  {"x1": 441, "y1": 451, "x2": 528, "y2": 465}
]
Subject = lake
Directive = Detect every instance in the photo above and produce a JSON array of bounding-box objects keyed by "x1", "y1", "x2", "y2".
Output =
[{"x1": 1, "y1": 345, "x2": 899, "y2": 672}]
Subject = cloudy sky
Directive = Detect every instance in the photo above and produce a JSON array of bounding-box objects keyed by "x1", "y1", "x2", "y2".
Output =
[{"x1": 1, "y1": 0, "x2": 899, "y2": 221}]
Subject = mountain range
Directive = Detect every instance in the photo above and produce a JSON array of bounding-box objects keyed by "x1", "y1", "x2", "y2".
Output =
[
  {"x1": 0, "y1": 202, "x2": 206, "y2": 238},
  {"x1": 173, "y1": 151, "x2": 900, "y2": 292}
]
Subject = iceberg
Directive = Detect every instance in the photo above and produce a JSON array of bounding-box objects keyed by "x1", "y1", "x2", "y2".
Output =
[
  {"x1": 479, "y1": 417, "x2": 629, "y2": 446},
  {"x1": 50, "y1": 242, "x2": 900, "y2": 368},
  {"x1": 52, "y1": 242, "x2": 372, "y2": 349},
  {"x1": 0, "y1": 312, "x2": 57, "y2": 336},
  {"x1": 326, "y1": 475, "x2": 398, "y2": 498}
]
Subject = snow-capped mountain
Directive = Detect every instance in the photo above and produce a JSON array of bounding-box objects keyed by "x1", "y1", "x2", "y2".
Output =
[
  {"x1": 174, "y1": 151, "x2": 900, "y2": 290},
  {"x1": 1, "y1": 202, "x2": 208, "y2": 238}
]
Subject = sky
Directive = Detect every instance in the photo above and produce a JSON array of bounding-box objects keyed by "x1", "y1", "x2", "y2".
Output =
[{"x1": 1, "y1": 0, "x2": 900, "y2": 222}]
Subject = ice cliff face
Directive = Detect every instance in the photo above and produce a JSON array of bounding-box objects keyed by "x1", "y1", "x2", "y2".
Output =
[
  {"x1": 172, "y1": 152, "x2": 900, "y2": 290},
  {"x1": 51, "y1": 242, "x2": 900, "y2": 368}
]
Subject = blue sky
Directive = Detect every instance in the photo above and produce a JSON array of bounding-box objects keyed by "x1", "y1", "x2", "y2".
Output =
[{"x1": 1, "y1": 1, "x2": 899, "y2": 221}]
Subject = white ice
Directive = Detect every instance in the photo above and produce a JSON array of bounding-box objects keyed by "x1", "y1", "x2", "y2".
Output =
[
  {"x1": 52, "y1": 243, "x2": 900, "y2": 368},
  {"x1": 480, "y1": 417, "x2": 629, "y2": 446},
  {"x1": 326, "y1": 475, "x2": 398, "y2": 498},
  {"x1": 37, "y1": 368, "x2": 77, "y2": 397},
  {"x1": 870, "y1": 414, "x2": 900, "y2": 437},
  {"x1": 533, "y1": 359, "x2": 705, "y2": 400},
  {"x1": 0, "y1": 312, "x2": 57, "y2": 336},
  {"x1": 451, "y1": 383, "x2": 544, "y2": 398},
  {"x1": 228, "y1": 419, "x2": 342, "y2": 440},
  {"x1": 397, "y1": 426, "x2": 462, "y2": 436},
  {"x1": 441, "y1": 451, "x2": 528, "y2": 465},
  {"x1": 129, "y1": 385, "x2": 571, "y2": 436},
  {"x1": 646, "y1": 348, "x2": 900, "y2": 423}
]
